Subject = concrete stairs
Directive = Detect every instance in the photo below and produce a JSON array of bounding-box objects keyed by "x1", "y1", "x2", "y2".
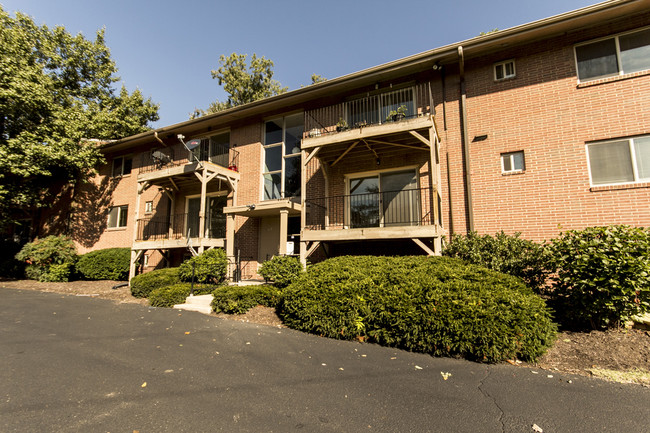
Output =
[{"x1": 173, "y1": 294, "x2": 213, "y2": 315}]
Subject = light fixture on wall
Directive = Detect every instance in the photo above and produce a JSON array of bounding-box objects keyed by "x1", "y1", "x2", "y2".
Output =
[{"x1": 246, "y1": 204, "x2": 256, "y2": 210}]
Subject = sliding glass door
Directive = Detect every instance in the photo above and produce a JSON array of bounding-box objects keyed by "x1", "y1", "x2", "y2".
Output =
[
  {"x1": 186, "y1": 195, "x2": 227, "y2": 238},
  {"x1": 348, "y1": 170, "x2": 419, "y2": 228}
]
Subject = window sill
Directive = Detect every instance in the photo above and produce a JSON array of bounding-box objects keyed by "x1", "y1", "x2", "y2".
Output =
[
  {"x1": 590, "y1": 182, "x2": 650, "y2": 192},
  {"x1": 106, "y1": 227, "x2": 128, "y2": 231},
  {"x1": 577, "y1": 69, "x2": 650, "y2": 88},
  {"x1": 502, "y1": 170, "x2": 525, "y2": 176}
]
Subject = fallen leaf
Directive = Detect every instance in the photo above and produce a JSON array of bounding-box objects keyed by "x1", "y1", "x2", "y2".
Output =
[
  {"x1": 547, "y1": 375, "x2": 553, "y2": 378},
  {"x1": 141, "y1": 382, "x2": 147, "y2": 388},
  {"x1": 563, "y1": 339, "x2": 571, "y2": 343},
  {"x1": 415, "y1": 365, "x2": 423, "y2": 370},
  {"x1": 185, "y1": 332, "x2": 190, "y2": 335},
  {"x1": 532, "y1": 424, "x2": 543, "y2": 432},
  {"x1": 440, "y1": 371, "x2": 451, "y2": 380}
]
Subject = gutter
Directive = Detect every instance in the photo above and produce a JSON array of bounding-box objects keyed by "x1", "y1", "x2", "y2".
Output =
[{"x1": 458, "y1": 46, "x2": 474, "y2": 233}]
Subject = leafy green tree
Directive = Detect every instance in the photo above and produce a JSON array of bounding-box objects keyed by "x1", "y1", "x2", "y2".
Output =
[
  {"x1": 193, "y1": 53, "x2": 287, "y2": 117},
  {"x1": 0, "y1": 7, "x2": 159, "y2": 228}
]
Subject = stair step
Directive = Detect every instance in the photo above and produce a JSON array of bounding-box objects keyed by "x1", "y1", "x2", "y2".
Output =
[
  {"x1": 173, "y1": 303, "x2": 213, "y2": 315},
  {"x1": 184, "y1": 294, "x2": 213, "y2": 305}
]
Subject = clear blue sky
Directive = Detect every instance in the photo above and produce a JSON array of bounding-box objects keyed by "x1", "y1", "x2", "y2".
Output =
[{"x1": 2, "y1": 0, "x2": 598, "y2": 128}]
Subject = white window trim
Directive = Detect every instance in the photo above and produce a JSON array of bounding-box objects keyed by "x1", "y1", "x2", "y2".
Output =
[
  {"x1": 260, "y1": 112, "x2": 303, "y2": 201},
  {"x1": 107, "y1": 205, "x2": 128, "y2": 229},
  {"x1": 500, "y1": 151, "x2": 525, "y2": 174},
  {"x1": 144, "y1": 201, "x2": 153, "y2": 214},
  {"x1": 494, "y1": 59, "x2": 516, "y2": 81},
  {"x1": 111, "y1": 156, "x2": 132, "y2": 177},
  {"x1": 574, "y1": 25, "x2": 650, "y2": 83},
  {"x1": 586, "y1": 136, "x2": 650, "y2": 187}
]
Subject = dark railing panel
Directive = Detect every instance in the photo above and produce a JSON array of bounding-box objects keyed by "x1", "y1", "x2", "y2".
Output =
[
  {"x1": 136, "y1": 213, "x2": 225, "y2": 241},
  {"x1": 139, "y1": 142, "x2": 240, "y2": 174},
  {"x1": 305, "y1": 187, "x2": 433, "y2": 230}
]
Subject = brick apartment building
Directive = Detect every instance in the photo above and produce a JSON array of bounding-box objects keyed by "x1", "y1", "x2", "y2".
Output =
[{"x1": 43, "y1": 0, "x2": 650, "y2": 280}]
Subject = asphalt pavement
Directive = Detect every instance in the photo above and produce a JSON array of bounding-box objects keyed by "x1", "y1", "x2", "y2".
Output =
[{"x1": 1, "y1": 287, "x2": 649, "y2": 432}]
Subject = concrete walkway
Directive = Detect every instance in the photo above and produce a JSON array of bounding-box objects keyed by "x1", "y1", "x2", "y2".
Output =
[{"x1": 2, "y1": 287, "x2": 649, "y2": 432}]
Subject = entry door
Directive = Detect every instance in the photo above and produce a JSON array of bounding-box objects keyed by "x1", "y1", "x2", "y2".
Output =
[{"x1": 187, "y1": 197, "x2": 201, "y2": 238}]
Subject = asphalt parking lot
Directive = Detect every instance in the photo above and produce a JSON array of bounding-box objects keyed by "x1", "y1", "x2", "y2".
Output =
[{"x1": 1, "y1": 287, "x2": 649, "y2": 432}]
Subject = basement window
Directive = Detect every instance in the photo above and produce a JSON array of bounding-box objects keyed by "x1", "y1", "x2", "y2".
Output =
[{"x1": 494, "y1": 60, "x2": 516, "y2": 81}]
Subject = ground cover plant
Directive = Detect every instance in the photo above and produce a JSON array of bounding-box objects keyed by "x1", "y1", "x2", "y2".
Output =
[
  {"x1": 75, "y1": 248, "x2": 130, "y2": 280},
  {"x1": 15, "y1": 235, "x2": 77, "y2": 282},
  {"x1": 279, "y1": 256, "x2": 556, "y2": 363},
  {"x1": 549, "y1": 225, "x2": 650, "y2": 329},
  {"x1": 212, "y1": 284, "x2": 281, "y2": 314}
]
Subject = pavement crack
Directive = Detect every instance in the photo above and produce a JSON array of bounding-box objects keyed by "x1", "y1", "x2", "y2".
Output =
[{"x1": 478, "y1": 366, "x2": 506, "y2": 433}]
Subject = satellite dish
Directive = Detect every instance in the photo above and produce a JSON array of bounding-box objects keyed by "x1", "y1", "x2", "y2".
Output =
[{"x1": 185, "y1": 139, "x2": 202, "y2": 151}]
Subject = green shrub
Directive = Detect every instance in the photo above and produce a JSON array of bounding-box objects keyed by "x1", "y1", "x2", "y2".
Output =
[
  {"x1": 259, "y1": 255, "x2": 302, "y2": 288},
  {"x1": 130, "y1": 267, "x2": 180, "y2": 298},
  {"x1": 179, "y1": 248, "x2": 228, "y2": 284},
  {"x1": 149, "y1": 283, "x2": 192, "y2": 308},
  {"x1": 443, "y1": 231, "x2": 551, "y2": 291},
  {"x1": 549, "y1": 225, "x2": 650, "y2": 329},
  {"x1": 279, "y1": 256, "x2": 556, "y2": 363},
  {"x1": 15, "y1": 235, "x2": 77, "y2": 282},
  {"x1": 212, "y1": 284, "x2": 282, "y2": 314},
  {"x1": 76, "y1": 248, "x2": 130, "y2": 280}
]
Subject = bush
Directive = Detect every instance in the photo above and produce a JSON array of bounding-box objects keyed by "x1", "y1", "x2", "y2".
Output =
[
  {"x1": 279, "y1": 256, "x2": 556, "y2": 363},
  {"x1": 15, "y1": 235, "x2": 77, "y2": 282},
  {"x1": 149, "y1": 283, "x2": 192, "y2": 308},
  {"x1": 75, "y1": 248, "x2": 130, "y2": 280},
  {"x1": 130, "y1": 267, "x2": 181, "y2": 298},
  {"x1": 259, "y1": 255, "x2": 302, "y2": 288},
  {"x1": 212, "y1": 284, "x2": 282, "y2": 314},
  {"x1": 179, "y1": 248, "x2": 228, "y2": 284},
  {"x1": 549, "y1": 225, "x2": 650, "y2": 329},
  {"x1": 443, "y1": 231, "x2": 551, "y2": 291}
]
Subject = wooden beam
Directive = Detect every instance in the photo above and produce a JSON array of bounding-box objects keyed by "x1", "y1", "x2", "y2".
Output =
[
  {"x1": 363, "y1": 140, "x2": 379, "y2": 159},
  {"x1": 331, "y1": 141, "x2": 358, "y2": 167},
  {"x1": 412, "y1": 238, "x2": 435, "y2": 256},
  {"x1": 168, "y1": 178, "x2": 179, "y2": 191},
  {"x1": 306, "y1": 241, "x2": 320, "y2": 257},
  {"x1": 304, "y1": 146, "x2": 322, "y2": 166},
  {"x1": 366, "y1": 139, "x2": 429, "y2": 151},
  {"x1": 409, "y1": 130, "x2": 430, "y2": 147}
]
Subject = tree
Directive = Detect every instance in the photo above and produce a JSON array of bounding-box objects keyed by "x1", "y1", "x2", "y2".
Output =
[
  {"x1": 301, "y1": 74, "x2": 327, "y2": 88},
  {"x1": 0, "y1": 7, "x2": 159, "y2": 229},
  {"x1": 193, "y1": 53, "x2": 287, "y2": 117}
]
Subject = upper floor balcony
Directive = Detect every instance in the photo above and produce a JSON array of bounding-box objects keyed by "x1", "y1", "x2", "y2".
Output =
[
  {"x1": 302, "y1": 81, "x2": 435, "y2": 149},
  {"x1": 137, "y1": 139, "x2": 240, "y2": 190}
]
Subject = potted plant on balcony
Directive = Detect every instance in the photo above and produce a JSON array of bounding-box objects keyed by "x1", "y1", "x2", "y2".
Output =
[
  {"x1": 386, "y1": 105, "x2": 408, "y2": 122},
  {"x1": 336, "y1": 118, "x2": 349, "y2": 132}
]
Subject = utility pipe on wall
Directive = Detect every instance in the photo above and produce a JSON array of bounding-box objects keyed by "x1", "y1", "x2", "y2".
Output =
[{"x1": 457, "y1": 46, "x2": 475, "y2": 233}]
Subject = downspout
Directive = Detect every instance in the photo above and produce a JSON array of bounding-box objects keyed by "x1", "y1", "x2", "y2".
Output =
[{"x1": 458, "y1": 46, "x2": 475, "y2": 233}]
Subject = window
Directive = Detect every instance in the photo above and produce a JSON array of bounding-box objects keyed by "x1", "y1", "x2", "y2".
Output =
[
  {"x1": 107, "y1": 205, "x2": 128, "y2": 228},
  {"x1": 587, "y1": 136, "x2": 650, "y2": 186},
  {"x1": 348, "y1": 169, "x2": 419, "y2": 228},
  {"x1": 111, "y1": 156, "x2": 132, "y2": 177},
  {"x1": 575, "y1": 27, "x2": 650, "y2": 82},
  {"x1": 494, "y1": 60, "x2": 516, "y2": 81},
  {"x1": 262, "y1": 113, "x2": 303, "y2": 200},
  {"x1": 145, "y1": 201, "x2": 153, "y2": 213},
  {"x1": 143, "y1": 254, "x2": 149, "y2": 267},
  {"x1": 501, "y1": 151, "x2": 525, "y2": 173}
]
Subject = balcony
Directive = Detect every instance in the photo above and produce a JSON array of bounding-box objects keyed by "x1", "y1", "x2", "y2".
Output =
[
  {"x1": 303, "y1": 82, "x2": 434, "y2": 147},
  {"x1": 134, "y1": 212, "x2": 226, "y2": 250},
  {"x1": 303, "y1": 186, "x2": 441, "y2": 242},
  {"x1": 140, "y1": 141, "x2": 239, "y2": 174}
]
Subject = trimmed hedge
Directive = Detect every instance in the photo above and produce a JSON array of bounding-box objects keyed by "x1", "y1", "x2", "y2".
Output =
[
  {"x1": 75, "y1": 248, "x2": 130, "y2": 280},
  {"x1": 279, "y1": 256, "x2": 556, "y2": 363},
  {"x1": 212, "y1": 284, "x2": 281, "y2": 314},
  {"x1": 130, "y1": 267, "x2": 181, "y2": 298},
  {"x1": 258, "y1": 255, "x2": 302, "y2": 288},
  {"x1": 149, "y1": 283, "x2": 213, "y2": 308},
  {"x1": 179, "y1": 248, "x2": 228, "y2": 284},
  {"x1": 15, "y1": 235, "x2": 77, "y2": 282},
  {"x1": 443, "y1": 231, "x2": 551, "y2": 291},
  {"x1": 549, "y1": 225, "x2": 650, "y2": 329}
]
